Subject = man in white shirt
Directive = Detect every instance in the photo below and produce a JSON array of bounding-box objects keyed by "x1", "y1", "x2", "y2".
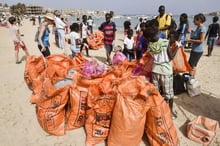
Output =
[{"x1": 54, "y1": 10, "x2": 66, "y2": 53}]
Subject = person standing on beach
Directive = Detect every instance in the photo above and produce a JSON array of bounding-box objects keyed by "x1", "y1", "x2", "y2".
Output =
[
  {"x1": 99, "y1": 13, "x2": 117, "y2": 65},
  {"x1": 8, "y1": 16, "x2": 29, "y2": 64},
  {"x1": 66, "y1": 23, "x2": 82, "y2": 57},
  {"x1": 136, "y1": 22, "x2": 148, "y2": 60},
  {"x1": 186, "y1": 13, "x2": 206, "y2": 77},
  {"x1": 123, "y1": 28, "x2": 136, "y2": 61},
  {"x1": 38, "y1": 15, "x2": 41, "y2": 25},
  {"x1": 37, "y1": 13, "x2": 55, "y2": 57},
  {"x1": 54, "y1": 10, "x2": 66, "y2": 53},
  {"x1": 177, "y1": 13, "x2": 190, "y2": 46},
  {"x1": 205, "y1": 16, "x2": 220, "y2": 57},
  {"x1": 80, "y1": 15, "x2": 90, "y2": 57},
  {"x1": 110, "y1": 11, "x2": 114, "y2": 19},
  {"x1": 147, "y1": 18, "x2": 166, "y2": 39},
  {"x1": 123, "y1": 17, "x2": 131, "y2": 36},
  {"x1": 134, "y1": 17, "x2": 143, "y2": 34},
  {"x1": 143, "y1": 26, "x2": 179, "y2": 119},
  {"x1": 156, "y1": 5, "x2": 171, "y2": 38},
  {"x1": 87, "y1": 16, "x2": 94, "y2": 34}
]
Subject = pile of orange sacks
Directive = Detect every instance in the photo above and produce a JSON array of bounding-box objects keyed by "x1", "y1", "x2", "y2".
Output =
[{"x1": 24, "y1": 52, "x2": 179, "y2": 146}]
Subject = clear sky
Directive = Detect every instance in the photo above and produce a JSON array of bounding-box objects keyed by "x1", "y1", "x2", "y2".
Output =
[{"x1": 1, "y1": 0, "x2": 220, "y2": 15}]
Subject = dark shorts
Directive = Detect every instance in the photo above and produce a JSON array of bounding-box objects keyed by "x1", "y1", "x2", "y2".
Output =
[
  {"x1": 38, "y1": 45, "x2": 51, "y2": 57},
  {"x1": 188, "y1": 51, "x2": 203, "y2": 68},
  {"x1": 105, "y1": 44, "x2": 113, "y2": 54},
  {"x1": 207, "y1": 37, "x2": 217, "y2": 47}
]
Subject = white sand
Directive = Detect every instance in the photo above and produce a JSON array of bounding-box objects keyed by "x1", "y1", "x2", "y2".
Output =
[{"x1": 0, "y1": 19, "x2": 220, "y2": 146}]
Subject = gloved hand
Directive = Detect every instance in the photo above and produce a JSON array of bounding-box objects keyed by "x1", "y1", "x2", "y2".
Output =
[{"x1": 175, "y1": 41, "x2": 182, "y2": 48}]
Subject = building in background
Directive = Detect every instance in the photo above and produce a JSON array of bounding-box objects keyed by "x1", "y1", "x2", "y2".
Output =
[{"x1": 25, "y1": 5, "x2": 44, "y2": 15}]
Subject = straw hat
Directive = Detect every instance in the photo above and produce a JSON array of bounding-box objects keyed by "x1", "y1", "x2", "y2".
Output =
[{"x1": 44, "y1": 13, "x2": 54, "y2": 20}]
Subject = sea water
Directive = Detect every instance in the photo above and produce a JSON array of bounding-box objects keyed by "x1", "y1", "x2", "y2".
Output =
[{"x1": 67, "y1": 14, "x2": 214, "y2": 33}]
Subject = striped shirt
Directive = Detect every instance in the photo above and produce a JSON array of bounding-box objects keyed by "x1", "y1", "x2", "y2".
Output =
[{"x1": 99, "y1": 21, "x2": 116, "y2": 45}]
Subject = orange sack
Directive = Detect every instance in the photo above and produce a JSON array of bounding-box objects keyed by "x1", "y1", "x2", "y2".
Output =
[
  {"x1": 107, "y1": 76, "x2": 151, "y2": 146},
  {"x1": 65, "y1": 83, "x2": 88, "y2": 130},
  {"x1": 86, "y1": 31, "x2": 104, "y2": 50},
  {"x1": 145, "y1": 88, "x2": 179, "y2": 146},
  {"x1": 24, "y1": 54, "x2": 75, "y2": 136},
  {"x1": 24, "y1": 55, "x2": 47, "y2": 104},
  {"x1": 172, "y1": 44, "x2": 192, "y2": 73},
  {"x1": 36, "y1": 77, "x2": 71, "y2": 136},
  {"x1": 85, "y1": 72, "x2": 118, "y2": 146}
]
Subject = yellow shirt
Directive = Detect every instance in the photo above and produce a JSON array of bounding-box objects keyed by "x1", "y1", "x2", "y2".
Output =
[{"x1": 157, "y1": 14, "x2": 171, "y2": 37}]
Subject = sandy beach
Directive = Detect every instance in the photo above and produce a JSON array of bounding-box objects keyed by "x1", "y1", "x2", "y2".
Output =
[{"x1": 0, "y1": 18, "x2": 220, "y2": 146}]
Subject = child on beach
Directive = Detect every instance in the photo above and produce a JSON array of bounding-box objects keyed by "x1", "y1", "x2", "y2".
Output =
[
  {"x1": 87, "y1": 16, "x2": 94, "y2": 34},
  {"x1": 8, "y1": 16, "x2": 29, "y2": 64},
  {"x1": 135, "y1": 22, "x2": 148, "y2": 60},
  {"x1": 143, "y1": 26, "x2": 180, "y2": 119},
  {"x1": 80, "y1": 15, "x2": 90, "y2": 57},
  {"x1": 99, "y1": 13, "x2": 117, "y2": 65},
  {"x1": 123, "y1": 28, "x2": 136, "y2": 61},
  {"x1": 186, "y1": 13, "x2": 206, "y2": 77},
  {"x1": 66, "y1": 23, "x2": 82, "y2": 57},
  {"x1": 205, "y1": 16, "x2": 220, "y2": 57}
]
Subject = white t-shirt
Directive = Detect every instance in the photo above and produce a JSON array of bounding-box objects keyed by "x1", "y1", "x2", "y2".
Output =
[
  {"x1": 87, "y1": 19, "x2": 93, "y2": 26},
  {"x1": 54, "y1": 17, "x2": 66, "y2": 29},
  {"x1": 81, "y1": 22, "x2": 89, "y2": 38},
  {"x1": 69, "y1": 31, "x2": 81, "y2": 53},
  {"x1": 124, "y1": 37, "x2": 134, "y2": 50},
  {"x1": 9, "y1": 25, "x2": 20, "y2": 42}
]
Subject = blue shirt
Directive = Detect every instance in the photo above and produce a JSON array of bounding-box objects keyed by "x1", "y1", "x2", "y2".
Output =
[
  {"x1": 190, "y1": 25, "x2": 206, "y2": 53},
  {"x1": 157, "y1": 31, "x2": 166, "y2": 39},
  {"x1": 37, "y1": 26, "x2": 50, "y2": 47},
  {"x1": 178, "y1": 23, "x2": 187, "y2": 45}
]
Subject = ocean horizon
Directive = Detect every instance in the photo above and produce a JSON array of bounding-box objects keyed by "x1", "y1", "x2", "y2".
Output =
[{"x1": 68, "y1": 14, "x2": 214, "y2": 32}]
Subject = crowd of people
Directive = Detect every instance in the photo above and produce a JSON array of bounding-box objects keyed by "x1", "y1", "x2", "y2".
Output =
[{"x1": 4, "y1": 6, "x2": 220, "y2": 120}]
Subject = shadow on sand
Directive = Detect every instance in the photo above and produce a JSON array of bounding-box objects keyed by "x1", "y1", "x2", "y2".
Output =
[
  {"x1": 175, "y1": 92, "x2": 220, "y2": 138},
  {"x1": 93, "y1": 56, "x2": 107, "y2": 64}
]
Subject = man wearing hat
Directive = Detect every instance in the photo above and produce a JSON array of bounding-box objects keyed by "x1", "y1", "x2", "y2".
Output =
[
  {"x1": 156, "y1": 5, "x2": 171, "y2": 38},
  {"x1": 54, "y1": 10, "x2": 66, "y2": 53}
]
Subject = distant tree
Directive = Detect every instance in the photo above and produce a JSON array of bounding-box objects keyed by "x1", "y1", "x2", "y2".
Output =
[
  {"x1": 4, "y1": 4, "x2": 8, "y2": 7},
  {"x1": 10, "y1": 3, "x2": 26, "y2": 16}
]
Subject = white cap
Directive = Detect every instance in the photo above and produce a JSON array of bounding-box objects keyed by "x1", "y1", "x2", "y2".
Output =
[{"x1": 127, "y1": 17, "x2": 131, "y2": 20}]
